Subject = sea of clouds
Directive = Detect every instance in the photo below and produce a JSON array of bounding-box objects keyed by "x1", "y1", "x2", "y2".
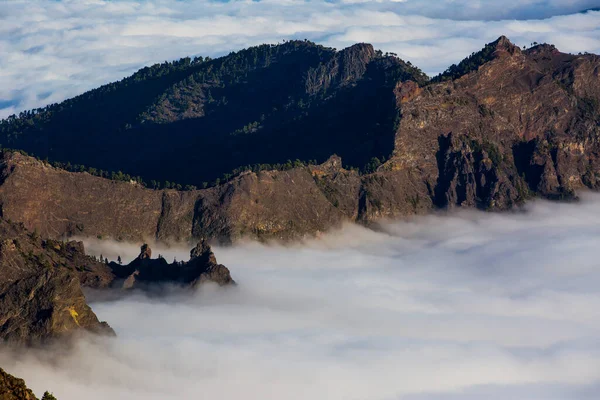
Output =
[
  {"x1": 2, "y1": 195, "x2": 600, "y2": 399},
  {"x1": 1, "y1": 0, "x2": 600, "y2": 118}
]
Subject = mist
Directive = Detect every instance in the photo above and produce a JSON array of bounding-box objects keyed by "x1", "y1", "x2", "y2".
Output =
[{"x1": 2, "y1": 195, "x2": 600, "y2": 399}]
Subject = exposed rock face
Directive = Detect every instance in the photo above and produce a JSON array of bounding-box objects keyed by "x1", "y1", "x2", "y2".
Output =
[
  {"x1": 0, "y1": 368, "x2": 37, "y2": 400},
  {"x1": 392, "y1": 38, "x2": 600, "y2": 209},
  {"x1": 305, "y1": 43, "x2": 376, "y2": 94},
  {"x1": 0, "y1": 219, "x2": 114, "y2": 344},
  {"x1": 0, "y1": 153, "x2": 164, "y2": 242},
  {"x1": 191, "y1": 168, "x2": 344, "y2": 242},
  {"x1": 0, "y1": 37, "x2": 598, "y2": 242},
  {"x1": 0, "y1": 269, "x2": 114, "y2": 343},
  {"x1": 0, "y1": 217, "x2": 114, "y2": 288},
  {"x1": 0, "y1": 152, "x2": 345, "y2": 242},
  {"x1": 432, "y1": 133, "x2": 522, "y2": 209},
  {"x1": 111, "y1": 241, "x2": 234, "y2": 289}
]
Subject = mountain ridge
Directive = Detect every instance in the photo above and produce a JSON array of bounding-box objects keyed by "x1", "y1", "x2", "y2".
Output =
[
  {"x1": 0, "y1": 40, "x2": 427, "y2": 187},
  {"x1": 0, "y1": 36, "x2": 598, "y2": 242}
]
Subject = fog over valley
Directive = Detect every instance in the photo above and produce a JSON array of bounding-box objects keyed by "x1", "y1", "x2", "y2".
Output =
[{"x1": 2, "y1": 196, "x2": 600, "y2": 399}]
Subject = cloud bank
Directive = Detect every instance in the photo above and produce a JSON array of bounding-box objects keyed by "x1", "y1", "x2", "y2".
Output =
[
  {"x1": 1, "y1": 0, "x2": 599, "y2": 118},
  {"x1": 2, "y1": 195, "x2": 600, "y2": 399}
]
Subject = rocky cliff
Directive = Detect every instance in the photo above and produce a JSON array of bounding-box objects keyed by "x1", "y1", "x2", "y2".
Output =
[
  {"x1": 391, "y1": 37, "x2": 600, "y2": 209},
  {"x1": 0, "y1": 215, "x2": 237, "y2": 343},
  {"x1": 0, "y1": 218, "x2": 114, "y2": 344}
]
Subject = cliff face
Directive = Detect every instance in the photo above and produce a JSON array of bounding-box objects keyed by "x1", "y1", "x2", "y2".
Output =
[
  {"x1": 0, "y1": 37, "x2": 598, "y2": 243},
  {"x1": 0, "y1": 269, "x2": 114, "y2": 344},
  {"x1": 392, "y1": 37, "x2": 600, "y2": 209},
  {"x1": 0, "y1": 153, "x2": 163, "y2": 241},
  {"x1": 0, "y1": 152, "x2": 345, "y2": 242},
  {"x1": 0, "y1": 219, "x2": 114, "y2": 344},
  {"x1": 0, "y1": 151, "x2": 431, "y2": 242}
]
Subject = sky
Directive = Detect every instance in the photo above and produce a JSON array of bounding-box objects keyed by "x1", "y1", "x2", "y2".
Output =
[
  {"x1": 0, "y1": 0, "x2": 600, "y2": 118},
  {"x1": 2, "y1": 194, "x2": 600, "y2": 399}
]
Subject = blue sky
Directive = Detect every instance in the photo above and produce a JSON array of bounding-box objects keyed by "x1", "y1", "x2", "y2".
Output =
[{"x1": 1, "y1": 0, "x2": 599, "y2": 118}]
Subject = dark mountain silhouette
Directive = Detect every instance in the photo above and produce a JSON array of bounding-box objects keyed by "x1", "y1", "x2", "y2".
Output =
[
  {"x1": 0, "y1": 40, "x2": 427, "y2": 187},
  {"x1": 109, "y1": 241, "x2": 234, "y2": 290}
]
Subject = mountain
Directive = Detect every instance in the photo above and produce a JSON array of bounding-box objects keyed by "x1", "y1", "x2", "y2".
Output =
[
  {"x1": 0, "y1": 37, "x2": 598, "y2": 242},
  {"x1": 0, "y1": 218, "x2": 114, "y2": 344},
  {"x1": 393, "y1": 36, "x2": 600, "y2": 208},
  {"x1": 0, "y1": 41, "x2": 427, "y2": 187}
]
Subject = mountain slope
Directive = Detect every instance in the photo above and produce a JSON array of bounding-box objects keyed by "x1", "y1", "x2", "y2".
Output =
[{"x1": 0, "y1": 41, "x2": 427, "y2": 187}]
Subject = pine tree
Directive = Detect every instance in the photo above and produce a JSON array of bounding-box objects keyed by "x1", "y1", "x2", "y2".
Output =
[{"x1": 42, "y1": 392, "x2": 57, "y2": 400}]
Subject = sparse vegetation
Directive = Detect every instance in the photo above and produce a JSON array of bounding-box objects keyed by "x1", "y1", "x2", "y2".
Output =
[{"x1": 431, "y1": 40, "x2": 501, "y2": 82}]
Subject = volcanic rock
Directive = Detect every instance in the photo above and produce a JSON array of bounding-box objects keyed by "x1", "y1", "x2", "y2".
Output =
[
  {"x1": 111, "y1": 241, "x2": 234, "y2": 289},
  {"x1": 0, "y1": 219, "x2": 114, "y2": 344}
]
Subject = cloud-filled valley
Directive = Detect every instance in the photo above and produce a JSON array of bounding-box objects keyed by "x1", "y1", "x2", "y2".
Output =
[
  {"x1": 2, "y1": 195, "x2": 600, "y2": 399},
  {"x1": 1, "y1": 0, "x2": 599, "y2": 118}
]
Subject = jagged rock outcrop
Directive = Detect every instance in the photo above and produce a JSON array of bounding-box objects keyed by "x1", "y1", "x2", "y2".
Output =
[
  {"x1": 0, "y1": 219, "x2": 114, "y2": 344},
  {"x1": 0, "y1": 368, "x2": 37, "y2": 400},
  {"x1": 305, "y1": 43, "x2": 376, "y2": 95},
  {"x1": 110, "y1": 241, "x2": 234, "y2": 289},
  {"x1": 432, "y1": 133, "x2": 522, "y2": 209}
]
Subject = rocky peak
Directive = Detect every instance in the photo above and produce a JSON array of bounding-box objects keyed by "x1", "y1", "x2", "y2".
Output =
[
  {"x1": 190, "y1": 239, "x2": 217, "y2": 265},
  {"x1": 138, "y1": 244, "x2": 152, "y2": 260},
  {"x1": 110, "y1": 240, "x2": 234, "y2": 289},
  {"x1": 492, "y1": 35, "x2": 521, "y2": 55},
  {"x1": 338, "y1": 43, "x2": 376, "y2": 80},
  {"x1": 306, "y1": 43, "x2": 376, "y2": 94},
  {"x1": 431, "y1": 36, "x2": 521, "y2": 82}
]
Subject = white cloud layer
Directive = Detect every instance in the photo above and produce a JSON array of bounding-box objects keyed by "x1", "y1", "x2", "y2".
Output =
[
  {"x1": 2, "y1": 194, "x2": 600, "y2": 399},
  {"x1": 0, "y1": 0, "x2": 599, "y2": 118}
]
